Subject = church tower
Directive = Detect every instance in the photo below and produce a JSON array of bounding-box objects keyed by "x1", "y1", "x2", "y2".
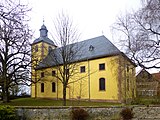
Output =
[
  {"x1": 31, "y1": 24, "x2": 56, "y2": 63},
  {"x1": 31, "y1": 23, "x2": 56, "y2": 98}
]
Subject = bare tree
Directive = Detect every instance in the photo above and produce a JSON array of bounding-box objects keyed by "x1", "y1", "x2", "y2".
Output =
[
  {"x1": 35, "y1": 13, "x2": 98, "y2": 106},
  {"x1": 0, "y1": 0, "x2": 32, "y2": 102},
  {"x1": 112, "y1": 0, "x2": 160, "y2": 69},
  {"x1": 9, "y1": 84, "x2": 21, "y2": 96},
  {"x1": 37, "y1": 12, "x2": 81, "y2": 106},
  {"x1": 52, "y1": 12, "x2": 81, "y2": 106}
]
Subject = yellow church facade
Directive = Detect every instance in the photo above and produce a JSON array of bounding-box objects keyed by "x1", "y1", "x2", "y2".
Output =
[{"x1": 31, "y1": 24, "x2": 136, "y2": 103}]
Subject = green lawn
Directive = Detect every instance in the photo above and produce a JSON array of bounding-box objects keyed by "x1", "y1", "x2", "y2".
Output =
[
  {"x1": 131, "y1": 97, "x2": 160, "y2": 105},
  {"x1": 0, "y1": 98, "x2": 121, "y2": 107}
]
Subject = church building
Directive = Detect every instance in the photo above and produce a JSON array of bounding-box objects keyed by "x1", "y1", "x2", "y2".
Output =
[{"x1": 31, "y1": 24, "x2": 136, "y2": 103}]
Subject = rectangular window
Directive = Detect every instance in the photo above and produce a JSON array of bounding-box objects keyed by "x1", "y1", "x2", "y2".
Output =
[
  {"x1": 41, "y1": 83, "x2": 44, "y2": 92},
  {"x1": 80, "y1": 66, "x2": 85, "y2": 73},
  {"x1": 127, "y1": 77, "x2": 129, "y2": 91},
  {"x1": 52, "y1": 71, "x2": 56, "y2": 76},
  {"x1": 41, "y1": 72, "x2": 44, "y2": 78},
  {"x1": 52, "y1": 82, "x2": 56, "y2": 92},
  {"x1": 99, "y1": 63, "x2": 105, "y2": 70},
  {"x1": 127, "y1": 64, "x2": 129, "y2": 72}
]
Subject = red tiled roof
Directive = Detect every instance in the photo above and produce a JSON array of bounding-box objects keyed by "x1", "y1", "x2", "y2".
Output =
[{"x1": 152, "y1": 72, "x2": 160, "y2": 82}]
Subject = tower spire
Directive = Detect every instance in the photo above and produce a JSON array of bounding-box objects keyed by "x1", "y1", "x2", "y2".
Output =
[{"x1": 40, "y1": 18, "x2": 48, "y2": 38}]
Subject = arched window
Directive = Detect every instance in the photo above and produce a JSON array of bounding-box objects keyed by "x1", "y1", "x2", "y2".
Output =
[
  {"x1": 41, "y1": 83, "x2": 44, "y2": 92},
  {"x1": 52, "y1": 82, "x2": 56, "y2": 92},
  {"x1": 99, "y1": 78, "x2": 105, "y2": 91}
]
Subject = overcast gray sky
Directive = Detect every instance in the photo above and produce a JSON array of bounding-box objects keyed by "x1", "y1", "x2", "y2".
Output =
[{"x1": 28, "y1": 0, "x2": 141, "y2": 42}]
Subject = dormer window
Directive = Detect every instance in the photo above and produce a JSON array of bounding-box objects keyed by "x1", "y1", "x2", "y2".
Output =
[{"x1": 89, "y1": 45, "x2": 94, "y2": 51}]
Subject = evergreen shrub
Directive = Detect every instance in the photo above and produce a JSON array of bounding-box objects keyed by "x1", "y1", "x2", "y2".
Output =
[{"x1": 0, "y1": 105, "x2": 18, "y2": 120}]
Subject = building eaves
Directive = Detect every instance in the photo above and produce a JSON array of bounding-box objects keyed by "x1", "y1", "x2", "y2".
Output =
[{"x1": 32, "y1": 37, "x2": 56, "y2": 46}]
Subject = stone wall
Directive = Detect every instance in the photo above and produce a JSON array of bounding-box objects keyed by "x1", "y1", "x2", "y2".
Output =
[
  {"x1": 133, "y1": 106, "x2": 160, "y2": 120},
  {"x1": 16, "y1": 106, "x2": 160, "y2": 120}
]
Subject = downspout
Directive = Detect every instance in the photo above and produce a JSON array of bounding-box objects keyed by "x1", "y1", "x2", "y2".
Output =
[
  {"x1": 118, "y1": 56, "x2": 122, "y2": 102},
  {"x1": 88, "y1": 59, "x2": 90, "y2": 101},
  {"x1": 34, "y1": 59, "x2": 38, "y2": 98},
  {"x1": 124, "y1": 61, "x2": 127, "y2": 103},
  {"x1": 35, "y1": 69, "x2": 37, "y2": 98},
  {"x1": 56, "y1": 69, "x2": 58, "y2": 99}
]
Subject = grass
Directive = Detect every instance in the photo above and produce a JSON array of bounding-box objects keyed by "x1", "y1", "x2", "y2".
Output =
[
  {"x1": 0, "y1": 98, "x2": 121, "y2": 107},
  {"x1": 131, "y1": 97, "x2": 160, "y2": 105}
]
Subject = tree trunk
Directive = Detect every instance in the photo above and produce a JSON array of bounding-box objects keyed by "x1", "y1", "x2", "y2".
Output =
[
  {"x1": 63, "y1": 84, "x2": 67, "y2": 106},
  {"x1": 3, "y1": 86, "x2": 9, "y2": 103},
  {"x1": 3, "y1": 75, "x2": 9, "y2": 103},
  {"x1": 35, "y1": 70, "x2": 37, "y2": 98},
  {"x1": 1, "y1": 85, "x2": 4, "y2": 101}
]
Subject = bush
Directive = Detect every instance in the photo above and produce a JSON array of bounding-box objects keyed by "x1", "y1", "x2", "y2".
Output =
[
  {"x1": 70, "y1": 107, "x2": 89, "y2": 120},
  {"x1": 120, "y1": 107, "x2": 133, "y2": 120},
  {"x1": 0, "y1": 105, "x2": 18, "y2": 120}
]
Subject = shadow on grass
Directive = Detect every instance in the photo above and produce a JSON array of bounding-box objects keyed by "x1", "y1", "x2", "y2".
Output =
[{"x1": 0, "y1": 98, "x2": 121, "y2": 107}]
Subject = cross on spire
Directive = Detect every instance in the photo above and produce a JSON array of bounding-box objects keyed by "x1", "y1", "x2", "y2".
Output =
[{"x1": 43, "y1": 17, "x2": 45, "y2": 25}]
